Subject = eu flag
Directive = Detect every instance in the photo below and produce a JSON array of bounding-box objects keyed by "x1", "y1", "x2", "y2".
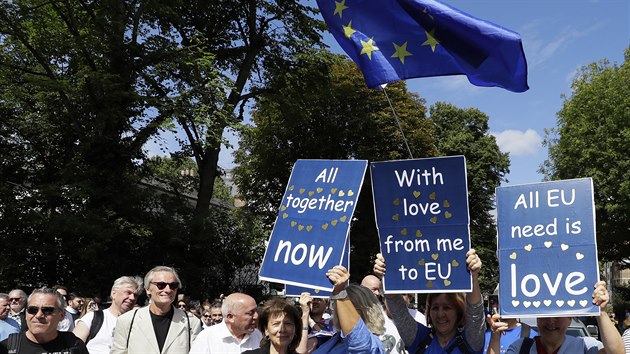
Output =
[{"x1": 316, "y1": 0, "x2": 529, "y2": 92}]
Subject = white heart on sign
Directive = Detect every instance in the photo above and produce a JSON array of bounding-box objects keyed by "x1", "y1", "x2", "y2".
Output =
[
  {"x1": 556, "y1": 300, "x2": 565, "y2": 307},
  {"x1": 579, "y1": 300, "x2": 588, "y2": 307},
  {"x1": 567, "y1": 300, "x2": 576, "y2": 307},
  {"x1": 533, "y1": 301, "x2": 541, "y2": 308},
  {"x1": 544, "y1": 241, "x2": 552, "y2": 248},
  {"x1": 524, "y1": 244, "x2": 532, "y2": 251},
  {"x1": 512, "y1": 300, "x2": 520, "y2": 307},
  {"x1": 543, "y1": 300, "x2": 552, "y2": 307},
  {"x1": 576, "y1": 253, "x2": 585, "y2": 260},
  {"x1": 523, "y1": 301, "x2": 531, "y2": 308},
  {"x1": 561, "y1": 243, "x2": 569, "y2": 251}
]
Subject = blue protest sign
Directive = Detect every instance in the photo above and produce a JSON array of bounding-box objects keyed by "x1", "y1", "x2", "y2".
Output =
[
  {"x1": 285, "y1": 241, "x2": 350, "y2": 298},
  {"x1": 371, "y1": 156, "x2": 471, "y2": 293},
  {"x1": 259, "y1": 159, "x2": 368, "y2": 291},
  {"x1": 497, "y1": 178, "x2": 599, "y2": 318}
]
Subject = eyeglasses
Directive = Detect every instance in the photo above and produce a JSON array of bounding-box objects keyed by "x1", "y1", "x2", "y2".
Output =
[
  {"x1": 177, "y1": 304, "x2": 186, "y2": 308},
  {"x1": 9, "y1": 298, "x2": 22, "y2": 302},
  {"x1": 150, "y1": 281, "x2": 179, "y2": 290},
  {"x1": 26, "y1": 306, "x2": 57, "y2": 315},
  {"x1": 203, "y1": 314, "x2": 211, "y2": 318}
]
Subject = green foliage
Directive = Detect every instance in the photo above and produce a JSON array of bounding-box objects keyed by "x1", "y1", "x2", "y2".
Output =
[
  {"x1": 429, "y1": 102, "x2": 510, "y2": 294},
  {"x1": 540, "y1": 47, "x2": 630, "y2": 262}
]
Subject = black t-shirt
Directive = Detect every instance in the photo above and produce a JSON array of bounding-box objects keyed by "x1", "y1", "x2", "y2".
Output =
[
  {"x1": 150, "y1": 307, "x2": 174, "y2": 352},
  {"x1": 0, "y1": 331, "x2": 89, "y2": 354}
]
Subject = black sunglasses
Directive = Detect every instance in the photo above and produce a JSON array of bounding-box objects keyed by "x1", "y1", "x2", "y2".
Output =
[
  {"x1": 150, "y1": 281, "x2": 180, "y2": 290},
  {"x1": 26, "y1": 306, "x2": 57, "y2": 315},
  {"x1": 203, "y1": 314, "x2": 211, "y2": 318}
]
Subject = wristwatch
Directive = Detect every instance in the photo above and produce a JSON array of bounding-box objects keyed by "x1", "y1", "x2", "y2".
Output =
[{"x1": 330, "y1": 290, "x2": 348, "y2": 300}]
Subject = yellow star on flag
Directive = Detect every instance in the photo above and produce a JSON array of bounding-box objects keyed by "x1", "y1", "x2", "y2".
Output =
[
  {"x1": 343, "y1": 20, "x2": 356, "y2": 38},
  {"x1": 334, "y1": 0, "x2": 348, "y2": 19},
  {"x1": 422, "y1": 28, "x2": 440, "y2": 52},
  {"x1": 360, "y1": 38, "x2": 379, "y2": 60},
  {"x1": 391, "y1": 42, "x2": 412, "y2": 64}
]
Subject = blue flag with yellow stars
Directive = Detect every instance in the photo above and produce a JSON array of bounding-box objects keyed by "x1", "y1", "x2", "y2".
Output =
[{"x1": 316, "y1": 0, "x2": 529, "y2": 92}]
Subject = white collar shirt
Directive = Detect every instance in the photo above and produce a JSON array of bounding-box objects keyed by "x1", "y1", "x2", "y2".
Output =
[{"x1": 189, "y1": 320, "x2": 262, "y2": 354}]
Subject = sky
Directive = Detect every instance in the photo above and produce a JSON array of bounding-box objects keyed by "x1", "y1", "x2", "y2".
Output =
[{"x1": 145, "y1": 0, "x2": 629, "y2": 187}]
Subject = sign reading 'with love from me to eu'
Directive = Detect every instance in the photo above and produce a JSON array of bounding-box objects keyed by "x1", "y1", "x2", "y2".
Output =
[
  {"x1": 259, "y1": 159, "x2": 367, "y2": 291},
  {"x1": 497, "y1": 178, "x2": 599, "y2": 318},
  {"x1": 371, "y1": 156, "x2": 471, "y2": 293}
]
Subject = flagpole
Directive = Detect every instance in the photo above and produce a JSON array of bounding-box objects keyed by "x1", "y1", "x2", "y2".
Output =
[{"x1": 382, "y1": 86, "x2": 414, "y2": 159}]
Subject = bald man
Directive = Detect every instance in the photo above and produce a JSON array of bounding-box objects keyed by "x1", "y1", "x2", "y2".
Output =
[{"x1": 189, "y1": 293, "x2": 263, "y2": 354}]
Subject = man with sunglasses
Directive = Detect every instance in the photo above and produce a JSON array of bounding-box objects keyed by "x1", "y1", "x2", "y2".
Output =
[
  {"x1": 112, "y1": 266, "x2": 201, "y2": 354},
  {"x1": 7, "y1": 290, "x2": 27, "y2": 332},
  {"x1": 73, "y1": 276, "x2": 143, "y2": 354},
  {"x1": 0, "y1": 287, "x2": 88, "y2": 354}
]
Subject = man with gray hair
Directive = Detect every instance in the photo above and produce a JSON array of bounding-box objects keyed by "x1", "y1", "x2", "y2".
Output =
[
  {"x1": 0, "y1": 287, "x2": 88, "y2": 354},
  {"x1": 72, "y1": 276, "x2": 143, "y2": 354},
  {"x1": 0, "y1": 294, "x2": 19, "y2": 341},
  {"x1": 7, "y1": 289, "x2": 27, "y2": 332},
  {"x1": 189, "y1": 292, "x2": 262, "y2": 354},
  {"x1": 112, "y1": 266, "x2": 201, "y2": 354}
]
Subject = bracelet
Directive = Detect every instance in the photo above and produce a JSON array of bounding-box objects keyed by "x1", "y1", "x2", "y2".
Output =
[{"x1": 302, "y1": 326, "x2": 309, "y2": 331}]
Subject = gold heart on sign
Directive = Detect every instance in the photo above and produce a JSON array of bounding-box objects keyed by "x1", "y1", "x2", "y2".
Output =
[
  {"x1": 314, "y1": 289, "x2": 320, "y2": 294},
  {"x1": 338, "y1": 190, "x2": 345, "y2": 197},
  {"x1": 322, "y1": 223, "x2": 328, "y2": 230},
  {"x1": 400, "y1": 228, "x2": 407, "y2": 236},
  {"x1": 512, "y1": 300, "x2": 520, "y2": 307},
  {"x1": 281, "y1": 205, "x2": 287, "y2": 211},
  {"x1": 299, "y1": 188, "x2": 305, "y2": 194},
  {"x1": 392, "y1": 214, "x2": 399, "y2": 221},
  {"x1": 340, "y1": 216, "x2": 347, "y2": 222},
  {"x1": 431, "y1": 253, "x2": 439, "y2": 260},
  {"x1": 282, "y1": 213, "x2": 288, "y2": 219},
  {"x1": 413, "y1": 191, "x2": 421, "y2": 198},
  {"x1": 331, "y1": 220, "x2": 338, "y2": 226},
  {"x1": 347, "y1": 190, "x2": 354, "y2": 197},
  {"x1": 429, "y1": 192, "x2": 436, "y2": 200},
  {"x1": 443, "y1": 200, "x2": 450, "y2": 207},
  {"x1": 308, "y1": 191, "x2": 314, "y2": 196},
  {"x1": 331, "y1": 188, "x2": 337, "y2": 194},
  {"x1": 291, "y1": 221, "x2": 297, "y2": 227},
  {"x1": 418, "y1": 259, "x2": 425, "y2": 266},
  {"x1": 416, "y1": 230, "x2": 423, "y2": 237},
  {"x1": 426, "y1": 281, "x2": 433, "y2": 287},
  {"x1": 451, "y1": 260, "x2": 459, "y2": 267},
  {"x1": 444, "y1": 211, "x2": 452, "y2": 219},
  {"x1": 509, "y1": 252, "x2": 517, "y2": 259},
  {"x1": 288, "y1": 185, "x2": 295, "y2": 191},
  {"x1": 561, "y1": 244, "x2": 569, "y2": 251},
  {"x1": 444, "y1": 279, "x2": 452, "y2": 286},
  {"x1": 298, "y1": 225, "x2": 304, "y2": 231},
  {"x1": 393, "y1": 198, "x2": 400, "y2": 206},
  {"x1": 430, "y1": 216, "x2": 437, "y2": 224},
  {"x1": 306, "y1": 225, "x2": 313, "y2": 232},
  {"x1": 524, "y1": 244, "x2": 532, "y2": 251},
  {"x1": 316, "y1": 187, "x2": 323, "y2": 193}
]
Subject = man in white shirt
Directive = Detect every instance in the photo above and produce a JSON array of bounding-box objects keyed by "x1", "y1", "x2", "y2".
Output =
[
  {"x1": 72, "y1": 275, "x2": 142, "y2": 354},
  {"x1": 190, "y1": 293, "x2": 262, "y2": 354}
]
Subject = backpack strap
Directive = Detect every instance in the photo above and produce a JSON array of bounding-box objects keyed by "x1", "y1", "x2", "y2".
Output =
[
  {"x1": 520, "y1": 323, "x2": 531, "y2": 338},
  {"x1": 519, "y1": 337, "x2": 534, "y2": 354},
  {"x1": 87, "y1": 310, "x2": 104, "y2": 343},
  {"x1": 414, "y1": 331, "x2": 433, "y2": 354},
  {"x1": 445, "y1": 334, "x2": 472, "y2": 354},
  {"x1": 126, "y1": 308, "x2": 139, "y2": 349},
  {"x1": 5, "y1": 333, "x2": 22, "y2": 354}
]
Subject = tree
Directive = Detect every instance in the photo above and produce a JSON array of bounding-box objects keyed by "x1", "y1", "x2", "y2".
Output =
[
  {"x1": 234, "y1": 51, "x2": 439, "y2": 282},
  {"x1": 428, "y1": 102, "x2": 510, "y2": 293},
  {"x1": 540, "y1": 47, "x2": 630, "y2": 263}
]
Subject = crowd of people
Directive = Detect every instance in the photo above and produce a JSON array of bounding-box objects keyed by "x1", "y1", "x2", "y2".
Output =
[{"x1": 0, "y1": 253, "x2": 627, "y2": 354}]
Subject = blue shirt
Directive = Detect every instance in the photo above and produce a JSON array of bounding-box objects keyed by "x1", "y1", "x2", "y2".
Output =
[
  {"x1": 407, "y1": 323, "x2": 482, "y2": 354},
  {"x1": 0, "y1": 320, "x2": 19, "y2": 342},
  {"x1": 483, "y1": 325, "x2": 538, "y2": 353},
  {"x1": 312, "y1": 318, "x2": 385, "y2": 354},
  {"x1": 506, "y1": 335, "x2": 602, "y2": 354}
]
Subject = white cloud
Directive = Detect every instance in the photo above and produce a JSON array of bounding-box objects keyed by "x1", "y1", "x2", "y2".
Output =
[{"x1": 492, "y1": 129, "x2": 542, "y2": 156}]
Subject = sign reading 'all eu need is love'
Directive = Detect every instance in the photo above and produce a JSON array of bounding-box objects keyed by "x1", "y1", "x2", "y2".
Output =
[
  {"x1": 371, "y1": 156, "x2": 471, "y2": 293},
  {"x1": 259, "y1": 159, "x2": 367, "y2": 291},
  {"x1": 497, "y1": 178, "x2": 599, "y2": 318}
]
